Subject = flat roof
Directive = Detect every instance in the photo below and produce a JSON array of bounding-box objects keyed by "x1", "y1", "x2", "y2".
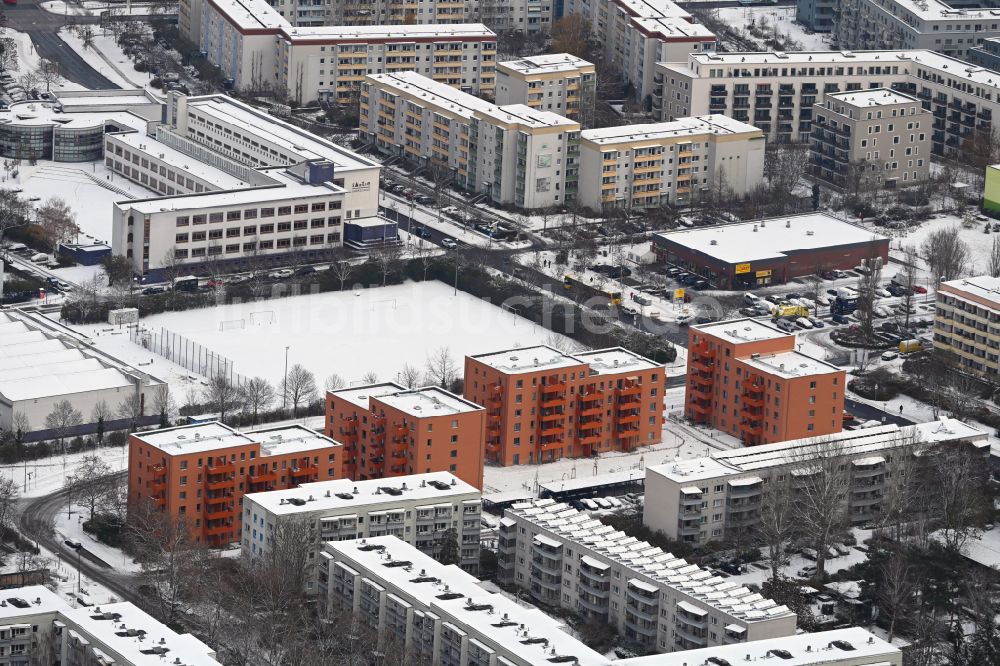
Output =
[
  {"x1": 939, "y1": 275, "x2": 1000, "y2": 308},
  {"x1": 329, "y1": 381, "x2": 406, "y2": 410},
  {"x1": 648, "y1": 418, "x2": 987, "y2": 483},
  {"x1": 245, "y1": 424, "x2": 341, "y2": 456},
  {"x1": 284, "y1": 22, "x2": 495, "y2": 42},
  {"x1": 741, "y1": 350, "x2": 842, "y2": 378},
  {"x1": 367, "y1": 71, "x2": 499, "y2": 121},
  {"x1": 573, "y1": 347, "x2": 662, "y2": 375},
  {"x1": 376, "y1": 386, "x2": 483, "y2": 416},
  {"x1": 616, "y1": 627, "x2": 897, "y2": 666},
  {"x1": 538, "y1": 467, "x2": 645, "y2": 494},
  {"x1": 0, "y1": 585, "x2": 65, "y2": 618},
  {"x1": 134, "y1": 422, "x2": 256, "y2": 454},
  {"x1": 0, "y1": 103, "x2": 148, "y2": 132},
  {"x1": 469, "y1": 345, "x2": 585, "y2": 374},
  {"x1": 246, "y1": 471, "x2": 478, "y2": 515},
  {"x1": 110, "y1": 132, "x2": 251, "y2": 190},
  {"x1": 653, "y1": 213, "x2": 887, "y2": 264},
  {"x1": 582, "y1": 115, "x2": 759, "y2": 145},
  {"x1": 826, "y1": 88, "x2": 920, "y2": 106},
  {"x1": 326, "y1": 537, "x2": 609, "y2": 666},
  {"x1": 477, "y1": 103, "x2": 579, "y2": 129},
  {"x1": 498, "y1": 53, "x2": 594, "y2": 76},
  {"x1": 205, "y1": 0, "x2": 285, "y2": 31},
  {"x1": 693, "y1": 318, "x2": 790, "y2": 344}
]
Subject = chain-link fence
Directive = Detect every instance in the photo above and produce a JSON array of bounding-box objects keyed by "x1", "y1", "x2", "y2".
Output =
[{"x1": 130, "y1": 325, "x2": 246, "y2": 386}]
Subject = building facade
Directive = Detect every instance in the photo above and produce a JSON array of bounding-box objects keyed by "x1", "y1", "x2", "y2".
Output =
[
  {"x1": 933, "y1": 275, "x2": 1000, "y2": 375},
  {"x1": 834, "y1": 0, "x2": 1000, "y2": 60},
  {"x1": 564, "y1": 0, "x2": 717, "y2": 102},
  {"x1": 128, "y1": 422, "x2": 344, "y2": 545},
  {"x1": 0, "y1": 586, "x2": 222, "y2": 666},
  {"x1": 361, "y1": 71, "x2": 580, "y2": 209},
  {"x1": 242, "y1": 472, "x2": 482, "y2": 588},
  {"x1": 577, "y1": 115, "x2": 764, "y2": 210},
  {"x1": 685, "y1": 319, "x2": 846, "y2": 444},
  {"x1": 811, "y1": 89, "x2": 931, "y2": 189},
  {"x1": 495, "y1": 53, "x2": 596, "y2": 124},
  {"x1": 652, "y1": 213, "x2": 890, "y2": 290},
  {"x1": 325, "y1": 383, "x2": 486, "y2": 489},
  {"x1": 644, "y1": 419, "x2": 987, "y2": 545},
  {"x1": 320, "y1": 536, "x2": 613, "y2": 666},
  {"x1": 464, "y1": 346, "x2": 664, "y2": 466},
  {"x1": 654, "y1": 49, "x2": 998, "y2": 157},
  {"x1": 970, "y1": 36, "x2": 1000, "y2": 72},
  {"x1": 796, "y1": 0, "x2": 836, "y2": 33},
  {"x1": 498, "y1": 499, "x2": 797, "y2": 652}
]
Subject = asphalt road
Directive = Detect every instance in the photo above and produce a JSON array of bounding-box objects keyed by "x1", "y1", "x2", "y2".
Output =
[
  {"x1": 5, "y1": 1, "x2": 118, "y2": 90},
  {"x1": 844, "y1": 397, "x2": 914, "y2": 427},
  {"x1": 17, "y1": 471, "x2": 140, "y2": 603}
]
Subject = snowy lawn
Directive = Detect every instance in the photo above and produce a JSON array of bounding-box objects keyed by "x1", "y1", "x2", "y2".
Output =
[
  {"x1": 54, "y1": 504, "x2": 141, "y2": 573},
  {"x1": 81, "y1": 280, "x2": 575, "y2": 390},
  {"x1": 882, "y1": 212, "x2": 997, "y2": 276},
  {"x1": 714, "y1": 5, "x2": 833, "y2": 51},
  {"x1": 58, "y1": 26, "x2": 161, "y2": 93},
  {"x1": 0, "y1": 446, "x2": 127, "y2": 499}
]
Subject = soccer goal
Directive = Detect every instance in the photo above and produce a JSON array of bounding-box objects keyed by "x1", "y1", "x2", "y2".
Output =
[
  {"x1": 250, "y1": 310, "x2": 276, "y2": 325},
  {"x1": 219, "y1": 318, "x2": 246, "y2": 331},
  {"x1": 371, "y1": 298, "x2": 397, "y2": 311}
]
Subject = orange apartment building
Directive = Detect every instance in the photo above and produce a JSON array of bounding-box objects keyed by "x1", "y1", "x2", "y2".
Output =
[
  {"x1": 127, "y1": 422, "x2": 343, "y2": 545},
  {"x1": 686, "y1": 319, "x2": 846, "y2": 445},
  {"x1": 325, "y1": 383, "x2": 486, "y2": 489},
  {"x1": 464, "y1": 346, "x2": 665, "y2": 466}
]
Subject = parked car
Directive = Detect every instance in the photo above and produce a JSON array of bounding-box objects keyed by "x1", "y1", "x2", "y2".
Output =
[
  {"x1": 415, "y1": 226, "x2": 432, "y2": 238},
  {"x1": 268, "y1": 268, "x2": 294, "y2": 279},
  {"x1": 295, "y1": 265, "x2": 316, "y2": 276},
  {"x1": 795, "y1": 317, "x2": 814, "y2": 329},
  {"x1": 798, "y1": 566, "x2": 817, "y2": 578},
  {"x1": 801, "y1": 548, "x2": 818, "y2": 561},
  {"x1": 809, "y1": 317, "x2": 825, "y2": 328},
  {"x1": 414, "y1": 194, "x2": 434, "y2": 205},
  {"x1": 831, "y1": 314, "x2": 851, "y2": 325},
  {"x1": 441, "y1": 238, "x2": 458, "y2": 249},
  {"x1": 874, "y1": 305, "x2": 891, "y2": 318},
  {"x1": 881, "y1": 350, "x2": 899, "y2": 361},
  {"x1": 142, "y1": 286, "x2": 166, "y2": 295},
  {"x1": 876, "y1": 287, "x2": 892, "y2": 298},
  {"x1": 912, "y1": 284, "x2": 927, "y2": 294}
]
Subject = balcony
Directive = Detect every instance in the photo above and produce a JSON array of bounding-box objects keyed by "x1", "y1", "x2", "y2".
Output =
[
  {"x1": 149, "y1": 479, "x2": 166, "y2": 493},
  {"x1": 291, "y1": 465, "x2": 315, "y2": 479},
  {"x1": 205, "y1": 504, "x2": 235, "y2": 519},
  {"x1": 150, "y1": 464, "x2": 167, "y2": 478},
  {"x1": 205, "y1": 476, "x2": 235, "y2": 491},
  {"x1": 204, "y1": 522, "x2": 232, "y2": 537}
]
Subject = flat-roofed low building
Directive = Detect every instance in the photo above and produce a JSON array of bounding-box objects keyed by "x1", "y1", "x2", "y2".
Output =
[
  {"x1": 495, "y1": 53, "x2": 596, "y2": 124},
  {"x1": 811, "y1": 89, "x2": 931, "y2": 190},
  {"x1": 652, "y1": 213, "x2": 889, "y2": 290},
  {"x1": 243, "y1": 471, "x2": 482, "y2": 589},
  {"x1": 128, "y1": 422, "x2": 344, "y2": 546},
  {"x1": 321, "y1": 536, "x2": 612, "y2": 666},
  {"x1": 498, "y1": 499, "x2": 797, "y2": 653},
  {"x1": 644, "y1": 418, "x2": 987, "y2": 546},
  {"x1": 578, "y1": 115, "x2": 764, "y2": 211},
  {"x1": 933, "y1": 275, "x2": 1000, "y2": 376}
]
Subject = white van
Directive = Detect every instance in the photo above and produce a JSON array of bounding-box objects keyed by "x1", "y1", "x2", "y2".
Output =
[{"x1": 743, "y1": 292, "x2": 761, "y2": 305}]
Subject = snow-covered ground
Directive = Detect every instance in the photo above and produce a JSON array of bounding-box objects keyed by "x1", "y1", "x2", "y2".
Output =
[
  {"x1": 882, "y1": 212, "x2": 997, "y2": 276},
  {"x1": 57, "y1": 27, "x2": 160, "y2": 93},
  {"x1": 58, "y1": 28, "x2": 136, "y2": 90},
  {"x1": 42, "y1": 0, "x2": 162, "y2": 16},
  {"x1": 53, "y1": 505, "x2": 141, "y2": 572},
  {"x1": 73, "y1": 281, "x2": 575, "y2": 390},
  {"x1": 0, "y1": 447, "x2": 128, "y2": 499},
  {"x1": 382, "y1": 191, "x2": 530, "y2": 249},
  {"x1": 726, "y1": 528, "x2": 873, "y2": 587},
  {"x1": 714, "y1": 5, "x2": 833, "y2": 51}
]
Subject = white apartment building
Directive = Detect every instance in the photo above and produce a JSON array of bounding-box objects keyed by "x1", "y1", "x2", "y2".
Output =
[
  {"x1": 111, "y1": 93, "x2": 382, "y2": 279},
  {"x1": 644, "y1": 419, "x2": 987, "y2": 547},
  {"x1": 655, "y1": 49, "x2": 999, "y2": 155},
  {"x1": 0, "y1": 586, "x2": 221, "y2": 666},
  {"x1": 321, "y1": 536, "x2": 613, "y2": 666},
  {"x1": 811, "y1": 88, "x2": 932, "y2": 189},
  {"x1": 186, "y1": 0, "x2": 497, "y2": 103},
  {"x1": 577, "y1": 115, "x2": 764, "y2": 210},
  {"x1": 361, "y1": 71, "x2": 581, "y2": 209},
  {"x1": 496, "y1": 54, "x2": 597, "y2": 124},
  {"x1": 835, "y1": 0, "x2": 1000, "y2": 60},
  {"x1": 564, "y1": 0, "x2": 716, "y2": 102},
  {"x1": 498, "y1": 499, "x2": 797, "y2": 653},
  {"x1": 242, "y1": 471, "x2": 482, "y2": 588},
  {"x1": 934, "y1": 275, "x2": 1000, "y2": 376}
]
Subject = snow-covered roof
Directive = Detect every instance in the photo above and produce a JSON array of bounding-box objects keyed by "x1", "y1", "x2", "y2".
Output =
[
  {"x1": 615, "y1": 627, "x2": 897, "y2": 665},
  {"x1": 328, "y1": 382, "x2": 406, "y2": 410},
  {"x1": 283, "y1": 22, "x2": 496, "y2": 42},
  {"x1": 325, "y1": 537, "x2": 610, "y2": 666},
  {"x1": 0, "y1": 586, "x2": 65, "y2": 618},
  {"x1": 826, "y1": 88, "x2": 920, "y2": 107},
  {"x1": 538, "y1": 467, "x2": 645, "y2": 494},
  {"x1": 134, "y1": 422, "x2": 256, "y2": 454},
  {"x1": 376, "y1": 386, "x2": 483, "y2": 417},
  {"x1": 581, "y1": 115, "x2": 760, "y2": 145},
  {"x1": 505, "y1": 499, "x2": 794, "y2": 624},
  {"x1": 653, "y1": 213, "x2": 886, "y2": 264},
  {"x1": 741, "y1": 350, "x2": 842, "y2": 378},
  {"x1": 247, "y1": 471, "x2": 478, "y2": 515},
  {"x1": 939, "y1": 275, "x2": 1000, "y2": 310},
  {"x1": 497, "y1": 53, "x2": 594, "y2": 77},
  {"x1": 475, "y1": 103, "x2": 579, "y2": 130},
  {"x1": 573, "y1": 347, "x2": 662, "y2": 375},
  {"x1": 648, "y1": 418, "x2": 987, "y2": 483},
  {"x1": 693, "y1": 318, "x2": 789, "y2": 345},
  {"x1": 204, "y1": 0, "x2": 285, "y2": 31},
  {"x1": 1, "y1": 367, "x2": 134, "y2": 402},
  {"x1": 0, "y1": 102, "x2": 147, "y2": 132},
  {"x1": 245, "y1": 424, "x2": 341, "y2": 456},
  {"x1": 610, "y1": 0, "x2": 716, "y2": 42},
  {"x1": 109, "y1": 132, "x2": 251, "y2": 190},
  {"x1": 367, "y1": 71, "x2": 499, "y2": 121},
  {"x1": 470, "y1": 345, "x2": 585, "y2": 373}
]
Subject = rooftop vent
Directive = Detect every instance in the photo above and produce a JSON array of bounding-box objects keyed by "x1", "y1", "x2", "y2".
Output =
[{"x1": 335, "y1": 492, "x2": 353, "y2": 500}]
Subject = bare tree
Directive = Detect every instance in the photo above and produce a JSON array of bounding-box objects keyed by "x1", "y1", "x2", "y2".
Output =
[
  {"x1": 921, "y1": 225, "x2": 970, "y2": 284},
  {"x1": 361, "y1": 370, "x2": 379, "y2": 384},
  {"x1": 324, "y1": 373, "x2": 346, "y2": 392},
  {"x1": 371, "y1": 243, "x2": 404, "y2": 286},
  {"x1": 425, "y1": 346, "x2": 457, "y2": 389},
  {"x1": 202, "y1": 374, "x2": 241, "y2": 423},
  {"x1": 0, "y1": 189, "x2": 30, "y2": 251},
  {"x1": 854, "y1": 239, "x2": 884, "y2": 345},
  {"x1": 44, "y1": 400, "x2": 83, "y2": 452},
  {"x1": 923, "y1": 443, "x2": 991, "y2": 550},
  {"x1": 398, "y1": 364, "x2": 422, "y2": 389},
  {"x1": 240, "y1": 377, "x2": 276, "y2": 425},
  {"x1": 17, "y1": 71, "x2": 38, "y2": 96},
  {"x1": 329, "y1": 259, "x2": 355, "y2": 291},
  {"x1": 763, "y1": 144, "x2": 809, "y2": 211},
  {"x1": 989, "y1": 235, "x2": 1000, "y2": 278},
  {"x1": 11, "y1": 411, "x2": 29, "y2": 445},
  {"x1": 35, "y1": 59, "x2": 62, "y2": 93},
  {"x1": 0, "y1": 477, "x2": 19, "y2": 535},
  {"x1": 550, "y1": 13, "x2": 591, "y2": 58},
  {"x1": 283, "y1": 364, "x2": 317, "y2": 417},
  {"x1": 90, "y1": 400, "x2": 111, "y2": 447},
  {"x1": 115, "y1": 393, "x2": 143, "y2": 433},
  {"x1": 757, "y1": 474, "x2": 796, "y2": 580},
  {"x1": 897, "y1": 244, "x2": 920, "y2": 330},
  {"x1": 151, "y1": 385, "x2": 174, "y2": 428},
  {"x1": 790, "y1": 438, "x2": 850, "y2": 579},
  {"x1": 877, "y1": 554, "x2": 914, "y2": 643},
  {"x1": 67, "y1": 456, "x2": 112, "y2": 521}
]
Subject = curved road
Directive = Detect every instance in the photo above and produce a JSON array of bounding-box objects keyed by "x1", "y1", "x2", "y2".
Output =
[
  {"x1": 5, "y1": 0, "x2": 118, "y2": 90},
  {"x1": 17, "y1": 471, "x2": 139, "y2": 603}
]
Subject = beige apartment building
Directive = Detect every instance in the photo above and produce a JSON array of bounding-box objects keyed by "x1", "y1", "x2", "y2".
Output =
[
  {"x1": 811, "y1": 89, "x2": 931, "y2": 190},
  {"x1": 496, "y1": 53, "x2": 596, "y2": 124},
  {"x1": 361, "y1": 71, "x2": 580, "y2": 209},
  {"x1": 577, "y1": 115, "x2": 764, "y2": 210},
  {"x1": 644, "y1": 419, "x2": 987, "y2": 546},
  {"x1": 655, "y1": 49, "x2": 998, "y2": 156},
  {"x1": 934, "y1": 275, "x2": 1000, "y2": 376}
]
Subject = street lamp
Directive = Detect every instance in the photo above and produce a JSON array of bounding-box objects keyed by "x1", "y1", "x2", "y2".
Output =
[{"x1": 282, "y1": 346, "x2": 290, "y2": 412}]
